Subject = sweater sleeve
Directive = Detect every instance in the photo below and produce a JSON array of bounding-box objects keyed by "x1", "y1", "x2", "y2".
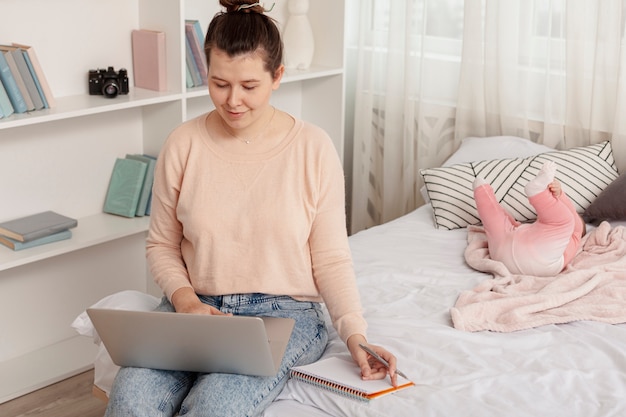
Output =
[
  {"x1": 146, "y1": 124, "x2": 195, "y2": 300},
  {"x1": 308, "y1": 134, "x2": 368, "y2": 343}
]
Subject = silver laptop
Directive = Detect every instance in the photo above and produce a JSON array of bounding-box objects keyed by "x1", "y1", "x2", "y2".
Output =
[{"x1": 86, "y1": 308, "x2": 295, "y2": 377}]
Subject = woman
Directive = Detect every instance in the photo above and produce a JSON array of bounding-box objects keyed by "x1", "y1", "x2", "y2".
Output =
[{"x1": 104, "y1": 1, "x2": 399, "y2": 416}]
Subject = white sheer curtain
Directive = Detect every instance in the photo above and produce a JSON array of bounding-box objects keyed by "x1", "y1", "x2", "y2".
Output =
[
  {"x1": 348, "y1": 0, "x2": 626, "y2": 234},
  {"x1": 348, "y1": 0, "x2": 464, "y2": 233},
  {"x1": 456, "y1": 0, "x2": 626, "y2": 153}
]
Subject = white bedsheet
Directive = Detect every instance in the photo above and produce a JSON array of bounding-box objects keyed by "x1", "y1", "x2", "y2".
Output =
[
  {"x1": 265, "y1": 205, "x2": 626, "y2": 417},
  {"x1": 83, "y1": 205, "x2": 626, "y2": 416}
]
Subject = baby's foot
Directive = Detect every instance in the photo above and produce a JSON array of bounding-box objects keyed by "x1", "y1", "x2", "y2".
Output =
[
  {"x1": 473, "y1": 176, "x2": 488, "y2": 189},
  {"x1": 525, "y1": 161, "x2": 557, "y2": 197},
  {"x1": 539, "y1": 160, "x2": 557, "y2": 177}
]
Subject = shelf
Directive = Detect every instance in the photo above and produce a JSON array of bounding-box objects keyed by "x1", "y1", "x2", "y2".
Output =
[
  {"x1": 0, "y1": 335, "x2": 97, "y2": 404},
  {"x1": 186, "y1": 65, "x2": 343, "y2": 97},
  {"x1": 0, "y1": 66, "x2": 343, "y2": 130},
  {"x1": 0, "y1": 89, "x2": 183, "y2": 130},
  {"x1": 0, "y1": 213, "x2": 151, "y2": 272},
  {"x1": 283, "y1": 65, "x2": 344, "y2": 82}
]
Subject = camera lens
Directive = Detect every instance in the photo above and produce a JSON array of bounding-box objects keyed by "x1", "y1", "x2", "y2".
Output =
[{"x1": 102, "y1": 79, "x2": 119, "y2": 98}]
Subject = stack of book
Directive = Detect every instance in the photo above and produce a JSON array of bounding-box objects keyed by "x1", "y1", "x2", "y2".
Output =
[
  {"x1": 103, "y1": 154, "x2": 157, "y2": 218},
  {"x1": 0, "y1": 42, "x2": 55, "y2": 119},
  {"x1": 185, "y1": 19, "x2": 208, "y2": 88},
  {"x1": 0, "y1": 211, "x2": 77, "y2": 251}
]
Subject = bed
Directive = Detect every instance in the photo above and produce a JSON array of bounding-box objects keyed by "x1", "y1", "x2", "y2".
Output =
[{"x1": 74, "y1": 137, "x2": 626, "y2": 417}]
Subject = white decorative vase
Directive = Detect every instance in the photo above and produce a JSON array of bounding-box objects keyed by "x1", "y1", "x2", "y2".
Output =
[{"x1": 283, "y1": 0, "x2": 315, "y2": 70}]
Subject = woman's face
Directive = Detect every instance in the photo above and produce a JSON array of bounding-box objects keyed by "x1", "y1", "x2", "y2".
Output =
[{"x1": 208, "y1": 48, "x2": 283, "y2": 131}]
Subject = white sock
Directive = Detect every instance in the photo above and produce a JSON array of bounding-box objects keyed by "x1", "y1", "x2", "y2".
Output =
[
  {"x1": 473, "y1": 176, "x2": 488, "y2": 189},
  {"x1": 525, "y1": 161, "x2": 556, "y2": 197}
]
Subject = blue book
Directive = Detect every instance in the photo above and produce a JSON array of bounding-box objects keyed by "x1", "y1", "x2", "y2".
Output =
[
  {"x1": 125, "y1": 154, "x2": 156, "y2": 217},
  {"x1": 12, "y1": 43, "x2": 56, "y2": 108},
  {"x1": 2, "y1": 50, "x2": 35, "y2": 111},
  {"x1": 145, "y1": 191, "x2": 153, "y2": 215},
  {"x1": 143, "y1": 154, "x2": 157, "y2": 215},
  {"x1": 191, "y1": 19, "x2": 207, "y2": 73},
  {"x1": 0, "y1": 229, "x2": 72, "y2": 251},
  {"x1": 185, "y1": 20, "x2": 207, "y2": 85},
  {"x1": 191, "y1": 20, "x2": 205, "y2": 43},
  {"x1": 191, "y1": 20, "x2": 208, "y2": 86},
  {"x1": 0, "y1": 80, "x2": 14, "y2": 117},
  {"x1": 143, "y1": 154, "x2": 157, "y2": 216},
  {"x1": 186, "y1": 63, "x2": 194, "y2": 88},
  {"x1": 185, "y1": 36, "x2": 202, "y2": 87},
  {"x1": 0, "y1": 51, "x2": 28, "y2": 113},
  {"x1": 20, "y1": 48, "x2": 48, "y2": 109},
  {"x1": 103, "y1": 158, "x2": 148, "y2": 218}
]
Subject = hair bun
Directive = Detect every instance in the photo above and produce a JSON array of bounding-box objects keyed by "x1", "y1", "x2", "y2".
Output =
[{"x1": 221, "y1": 1, "x2": 272, "y2": 13}]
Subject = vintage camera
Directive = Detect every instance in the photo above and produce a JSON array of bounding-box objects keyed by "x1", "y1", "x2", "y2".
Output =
[{"x1": 88, "y1": 66, "x2": 129, "y2": 98}]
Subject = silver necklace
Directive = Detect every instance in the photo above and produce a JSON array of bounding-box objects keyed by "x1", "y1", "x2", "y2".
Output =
[{"x1": 221, "y1": 107, "x2": 276, "y2": 144}]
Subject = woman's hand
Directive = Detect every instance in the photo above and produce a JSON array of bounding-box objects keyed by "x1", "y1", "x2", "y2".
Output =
[
  {"x1": 171, "y1": 287, "x2": 231, "y2": 315},
  {"x1": 346, "y1": 334, "x2": 399, "y2": 387}
]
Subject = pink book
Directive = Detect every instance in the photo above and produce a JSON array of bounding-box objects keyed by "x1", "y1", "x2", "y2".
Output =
[
  {"x1": 185, "y1": 20, "x2": 207, "y2": 85},
  {"x1": 131, "y1": 29, "x2": 167, "y2": 92}
]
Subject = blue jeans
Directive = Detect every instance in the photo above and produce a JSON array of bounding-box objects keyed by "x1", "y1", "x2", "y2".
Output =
[{"x1": 104, "y1": 293, "x2": 328, "y2": 417}]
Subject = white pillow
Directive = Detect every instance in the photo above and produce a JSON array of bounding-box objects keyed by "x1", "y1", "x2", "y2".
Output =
[
  {"x1": 71, "y1": 290, "x2": 160, "y2": 342},
  {"x1": 420, "y1": 136, "x2": 554, "y2": 202},
  {"x1": 443, "y1": 136, "x2": 554, "y2": 166},
  {"x1": 71, "y1": 290, "x2": 161, "y2": 397},
  {"x1": 420, "y1": 141, "x2": 619, "y2": 230}
]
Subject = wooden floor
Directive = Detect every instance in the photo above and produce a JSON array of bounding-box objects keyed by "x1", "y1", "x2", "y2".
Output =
[{"x1": 0, "y1": 369, "x2": 106, "y2": 417}]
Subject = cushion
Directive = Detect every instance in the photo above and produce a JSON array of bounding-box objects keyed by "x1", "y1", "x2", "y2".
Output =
[
  {"x1": 420, "y1": 141, "x2": 619, "y2": 230},
  {"x1": 420, "y1": 136, "x2": 554, "y2": 202},
  {"x1": 444, "y1": 136, "x2": 555, "y2": 166},
  {"x1": 583, "y1": 171, "x2": 626, "y2": 223}
]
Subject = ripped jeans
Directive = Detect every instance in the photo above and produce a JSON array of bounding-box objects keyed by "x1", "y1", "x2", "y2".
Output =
[{"x1": 104, "y1": 293, "x2": 328, "y2": 417}]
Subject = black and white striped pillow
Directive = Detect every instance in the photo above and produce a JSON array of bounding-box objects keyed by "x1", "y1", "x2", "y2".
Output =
[{"x1": 420, "y1": 141, "x2": 619, "y2": 230}]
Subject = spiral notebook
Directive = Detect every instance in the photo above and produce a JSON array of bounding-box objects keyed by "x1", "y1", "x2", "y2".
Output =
[{"x1": 290, "y1": 357, "x2": 415, "y2": 402}]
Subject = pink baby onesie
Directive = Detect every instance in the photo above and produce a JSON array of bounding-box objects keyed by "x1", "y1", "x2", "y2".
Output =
[{"x1": 473, "y1": 182, "x2": 583, "y2": 277}]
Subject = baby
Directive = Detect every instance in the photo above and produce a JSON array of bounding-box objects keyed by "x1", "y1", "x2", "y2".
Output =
[{"x1": 473, "y1": 161, "x2": 586, "y2": 276}]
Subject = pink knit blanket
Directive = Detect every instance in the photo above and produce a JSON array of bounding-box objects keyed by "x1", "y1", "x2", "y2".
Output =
[{"x1": 450, "y1": 221, "x2": 626, "y2": 332}]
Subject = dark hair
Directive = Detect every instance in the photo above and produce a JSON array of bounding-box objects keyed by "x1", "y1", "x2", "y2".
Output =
[{"x1": 205, "y1": 1, "x2": 283, "y2": 78}]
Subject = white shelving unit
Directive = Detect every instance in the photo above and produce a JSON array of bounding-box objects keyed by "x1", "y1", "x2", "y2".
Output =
[{"x1": 0, "y1": 0, "x2": 346, "y2": 403}]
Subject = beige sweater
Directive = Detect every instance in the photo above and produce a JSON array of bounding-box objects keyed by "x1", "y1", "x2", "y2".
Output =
[{"x1": 146, "y1": 114, "x2": 367, "y2": 342}]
